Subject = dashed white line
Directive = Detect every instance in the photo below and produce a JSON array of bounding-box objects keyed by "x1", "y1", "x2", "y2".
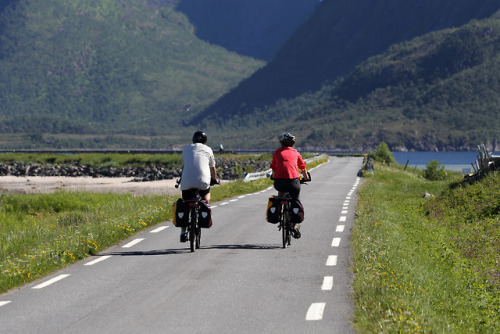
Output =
[
  {"x1": 336, "y1": 225, "x2": 345, "y2": 232},
  {"x1": 85, "y1": 255, "x2": 112, "y2": 266},
  {"x1": 331, "y1": 238, "x2": 341, "y2": 247},
  {"x1": 229, "y1": 199, "x2": 238, "y2": 202},
  {"x1": 342, "y1": 206, "x2": 348, "y2": 210},
  {"x1": 341, "y1": 210, "x2": 348, "y2": 214},
  {"x1": 220, "y1": 202, "x2": 229, "y2": 206},
  {"x1": 122, "y1": 238, "x2": 144, "y2": 248},
  {"x1": 306, "y1": 303, "x2": 326, "y2": 321},
  {"x1": 339, "y1": 216, "x2": 346, "y2": 222},
  {"x1": 321, "y1": 276, "x2": 334, "y2": 291},
  {"x1": 211, "y1": 205, "x2": 218, "y2": 209},
  {"x1": 346, "y1": 196, "x2": 351, "y2": 200},
  {"x1": 150, "y1": 226, "x2": 168, "y2": 233},
  {"x1": 326, "y1": 255, "x2": 338, "y2": 266},
  {"x1": 32, "y1": 274, "x2": 70, "y2": 289},
  {"x1": 238, "y1": 195, "x2": 246, "y2": 199},
  {"x1": 0, "y1": 301, "x2": 11, "y2": 307}
]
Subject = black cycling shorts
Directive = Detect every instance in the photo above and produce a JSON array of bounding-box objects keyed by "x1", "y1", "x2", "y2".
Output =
[
  {"x1": 182, "y1": 188, "x2": 210, "y2": 200},
  {"x1": 273, "y1": 178, "x2": 301, "y2": 199}
]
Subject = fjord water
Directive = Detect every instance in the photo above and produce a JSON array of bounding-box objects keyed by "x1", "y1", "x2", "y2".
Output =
[{"x1": 393, "y1": 151, "x2": 500, "y2": 172}]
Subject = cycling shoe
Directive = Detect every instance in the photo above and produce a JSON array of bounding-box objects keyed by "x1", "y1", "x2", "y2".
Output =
[{"x1": 291, "y1": 224, "x2": 301, "y2": 239}]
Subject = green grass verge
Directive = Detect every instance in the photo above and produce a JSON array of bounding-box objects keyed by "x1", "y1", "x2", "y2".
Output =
[{"x1": 352, "y1": 163, "x2": 499, "y2": 332}]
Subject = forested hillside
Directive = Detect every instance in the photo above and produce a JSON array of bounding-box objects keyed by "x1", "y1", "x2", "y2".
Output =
[
  {"x1": 0, "y1": 0, "x2": 263, "y2": 147},
  {"x1": 199, "y1": 13, "x2": 500, "y2": 151},
  {"x1": 175, "y1": 0, "x2": 318, "y2": 60},
  {"x1": 196, "y1": 0, "x2": 500, "y2": 124}
]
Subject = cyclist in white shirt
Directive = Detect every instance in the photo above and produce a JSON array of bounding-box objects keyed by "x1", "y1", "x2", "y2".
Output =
[{"x1": 179, "y1": 131, "x2": 217, "y2": 242}]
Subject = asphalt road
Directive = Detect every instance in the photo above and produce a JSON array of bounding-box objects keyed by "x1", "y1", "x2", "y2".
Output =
[{"x1": 0, "y1": 156, "x2": 363, "y2": 334}]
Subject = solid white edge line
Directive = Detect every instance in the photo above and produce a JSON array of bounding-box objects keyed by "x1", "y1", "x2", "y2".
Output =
[
  {"x1": 331, "y1": 238, "x2": 341, "y2": 247},
  {"x1": 32, "y1": 274, "x2": 70, "y2": 289},
  {"x1": 85, "y1": 255, "x2": 112, "y2": 266},
  {"x1": 306, "y1": 303, "x2": 326, "y2": 321},
  {"x1": 321, "y1": 277, "x2": 334, "y2": 291},
  {"x1": 122, "y1": 238, "x2": 144, "y2": 248},
  {"x1": 326, "y1": 255, "x2": 338, "y2": 266},
  {"x1": 150, "y1": 226, "x2": 168, "y2": 233},
  {"x1": 336, "y1": 225, "x2": 345, "y2": 232},
  {"x1": 0, "y1": 301, "x2": 11, "y2": 307}
]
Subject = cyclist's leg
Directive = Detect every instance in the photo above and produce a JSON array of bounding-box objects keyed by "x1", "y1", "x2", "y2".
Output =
[{"x1": 199, "y1": 188, "x2": 210, "y2": 203}]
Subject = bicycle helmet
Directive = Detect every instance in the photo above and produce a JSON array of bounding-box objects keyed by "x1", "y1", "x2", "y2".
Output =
[
  {"x1": 279, "y1": 132, "x2": 295, "y2": 147},
  {"x1": 192, "y1": 131, "x2": 208, "y2": 144}
]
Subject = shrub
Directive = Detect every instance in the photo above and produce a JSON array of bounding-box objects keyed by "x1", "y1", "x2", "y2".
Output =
[
  {"x1": 370, "y1": 142, "x2": 394, "y2": 165},
  {"x1": 424, "y1": 160, "x2": 447, "y2": 180}
]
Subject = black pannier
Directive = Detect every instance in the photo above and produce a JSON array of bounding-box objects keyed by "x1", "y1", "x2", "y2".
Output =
[
  {"x1": 290, "y1": 198, "x2": 304, "y2": 224},
  {"x1": 266, "y1": 196, "x2": 280, "y2": 224},
  {"x1": 198, "y1": 199, "x2": 212, "y2": 228},
  {"x1": 172, "y1": 198, "x2": 189, "y2": 228}
]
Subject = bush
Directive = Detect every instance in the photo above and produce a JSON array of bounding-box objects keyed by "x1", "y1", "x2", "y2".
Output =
[
  {"x1": 424, "y1": 160, "x2": 447, "y2": 180},
  {"x1": 370, "y1": 142, "x2": 394, "y2": 165}
]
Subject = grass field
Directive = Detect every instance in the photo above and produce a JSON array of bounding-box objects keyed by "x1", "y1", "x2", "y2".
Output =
[{"x1": 352, "y1": 163, "x2": 499, "y2": 332}]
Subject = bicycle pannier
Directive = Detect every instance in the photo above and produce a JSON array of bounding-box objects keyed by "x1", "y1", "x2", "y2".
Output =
[
  {"x1": 173, "y1": 198, "x2": 189, "y2": 228},
  {"x1": 266, "y1": 196, "x2": 280, "y2": 224},
  {"x1": 290, "y1": 198, "x2": 304, "y2": 224},
  {"x1": 198, "y1": 199, "x2": 212, "y2": 228}
]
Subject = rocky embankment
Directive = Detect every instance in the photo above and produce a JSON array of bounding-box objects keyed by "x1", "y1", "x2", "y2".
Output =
[{"x1": 0, "y1": 157, "x2": 270, "y2": 182}]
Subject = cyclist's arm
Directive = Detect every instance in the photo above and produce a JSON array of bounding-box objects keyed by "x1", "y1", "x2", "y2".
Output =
[{"x1": 210, "y1": 166, "x2": 217, "y2": 181}]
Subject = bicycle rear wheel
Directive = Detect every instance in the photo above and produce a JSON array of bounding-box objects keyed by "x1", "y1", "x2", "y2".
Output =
[
  {"x1": 189, "y1": 209, "x2": 196, "y2": 252},
  {"x1": 195, "y1": 228, "x2": 201, "y2": 249},
  {"x1": 282, "y1": 204, "x2": 290, "y2": 248}
]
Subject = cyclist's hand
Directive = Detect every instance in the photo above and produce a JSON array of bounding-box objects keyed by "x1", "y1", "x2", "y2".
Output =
[{"x1": 210, "y1": 178, "x2": 220, "y2": 186}]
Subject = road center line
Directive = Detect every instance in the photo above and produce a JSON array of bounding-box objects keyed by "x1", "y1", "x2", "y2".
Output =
[
  {"x1": 331, "y1": 238, "x2": 341, "y2": 247},
  {"x1": 306, "y1": 303, "x2": 326, "y2": 321},
  {"x1": 32, "y1": 274, "x2": 70, "y2": 289},
  {"x1": 336, "y1": 225, "x2": 345, "y2": 232},
  {"x1": 326, "y1": 255, "x2": 338, "y2": 266},
  {"x1": 0, "y1": 301, "x2": 11, "y2": 307},
  {"x1": 321, "y1": 276, "x2": 333, "y2": 291},
  {"x1": 85, "y1": 255, "x2": 112, "y2": 266},
  {"x1": 122, "y1": 238, "x2": 144, "y2": 248},
  {"x1": 150, "y1": 226, "x2": 168, "y2": 233}
]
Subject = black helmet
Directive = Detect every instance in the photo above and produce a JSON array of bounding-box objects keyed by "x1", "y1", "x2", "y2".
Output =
[
  {"x1": 192, "y1": 131, "x2": 208, "y2": 144},
  {"x1": 279, "y1": 132, "x2": 295, "y2": 147}
]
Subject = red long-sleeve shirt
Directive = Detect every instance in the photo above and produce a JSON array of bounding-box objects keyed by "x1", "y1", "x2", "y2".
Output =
[{"x1": 270, "y1": 147, "x2": 306, "y2": 179}]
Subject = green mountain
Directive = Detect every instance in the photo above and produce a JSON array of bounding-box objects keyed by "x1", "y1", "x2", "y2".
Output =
[
  {"x1": 195, "y1": 0, "x2": 500, "y2": 126},
  {"x1": 201, "y1": 12, "x2": 500, "y2": 151},
  {"x1": 0, "y1": 0, "x2": 263, "y2": 147}
]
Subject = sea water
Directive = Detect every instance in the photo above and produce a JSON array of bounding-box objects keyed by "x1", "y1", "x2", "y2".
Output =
[{"x1": 392, "y1": 151, "x2": 500, "y2": 173}]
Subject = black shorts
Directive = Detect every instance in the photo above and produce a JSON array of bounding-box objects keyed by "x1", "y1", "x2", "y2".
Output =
[
  {"x1": 182, "y1": 188, "x2": 210, "y2": 200},
  {"x1": 273, "y1": 178, "x2": 301, "y2": 199}
]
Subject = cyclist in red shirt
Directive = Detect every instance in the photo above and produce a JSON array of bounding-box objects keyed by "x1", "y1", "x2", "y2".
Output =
[{"x1": 270, "y1": 133, "x2": 308, "y2": 238}]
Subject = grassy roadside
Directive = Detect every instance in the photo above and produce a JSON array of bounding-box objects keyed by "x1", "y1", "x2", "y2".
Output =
[
  {"x1": 0, "y1": 154, "x2": 327, "y2": 294},
  {"x1": 352, "y1": 163, "x2": 499, "y2": 332}
]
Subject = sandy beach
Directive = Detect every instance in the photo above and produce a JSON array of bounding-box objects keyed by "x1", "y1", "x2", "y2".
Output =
[{"x1": 0, "y1": 176, "x2": 181, "y2": 195}]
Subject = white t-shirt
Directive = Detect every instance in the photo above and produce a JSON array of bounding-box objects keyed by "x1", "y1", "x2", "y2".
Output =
[{"x1": 181, "y1": 143, "x2": 216, "y2": 191}]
